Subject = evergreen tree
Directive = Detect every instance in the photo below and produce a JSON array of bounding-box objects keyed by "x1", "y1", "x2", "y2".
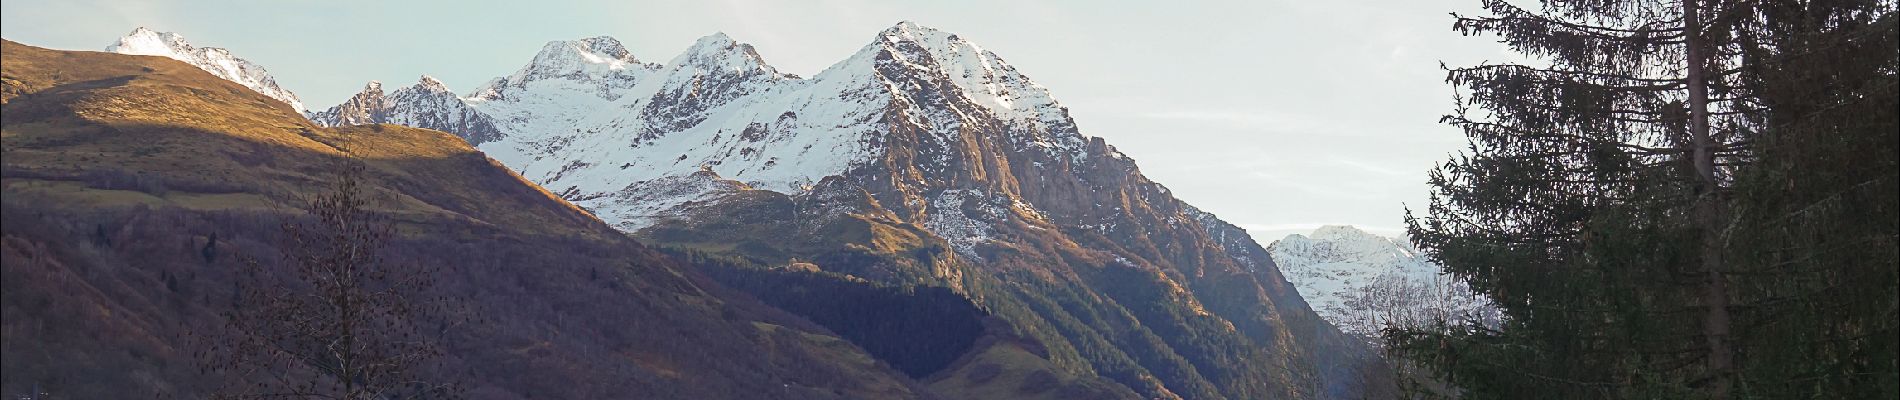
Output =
[
  {"x1": 1393, "y1": 0, "x2": 1896, "y2": 398},
  {"x1": 1725, "y1": 1, "x2": 1897, "y2": 397},
  {"x1": 1396, "y1": 0, "x2": 1775, "y2": 398}
]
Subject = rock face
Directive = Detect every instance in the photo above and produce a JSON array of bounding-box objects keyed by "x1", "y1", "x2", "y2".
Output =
[
  {"x1": 105, "y1": 27, "x2": 307, "y2": 113},
  {"x1": 310, "y1": 77, "x2": 505, "y2": 144},
  {"x1": 308, "y1": 22, "x2": 1387, "y2": 399},
  {"x1": 1267, "y1": 226, "x2": 1499, "y2": 340}
]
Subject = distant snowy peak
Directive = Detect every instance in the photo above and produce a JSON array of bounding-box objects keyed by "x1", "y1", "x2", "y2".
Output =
[
  {"x1": 414, "y1": 75, "x2": 454, "y2": 93},
  {"x1": 1268, "y1": 225, "x2": 1496, "y2": 339},
  {"x1": 630, "y1": 33, "x2": 797, "y2": 136},
  {"x1": 1272, "y1": 225, "x2": 1422, "y2": 266},
  {"x1": 106, "y1": 27, "x2": 307, "y2": 113},
  {"x1": 475, "y1": 36, "x2": 656, "y2": 101},
  {"x1": 668, "y1": 33, "x2": 784, "y2": 77},
  {"x1": 311, "y1": 76, "x2": 504, "y2": 144}
]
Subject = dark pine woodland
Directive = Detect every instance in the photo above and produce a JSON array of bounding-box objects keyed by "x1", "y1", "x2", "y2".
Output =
[{"x1": 1393, "y1": 0, "x2": 1896, "y2": 399}]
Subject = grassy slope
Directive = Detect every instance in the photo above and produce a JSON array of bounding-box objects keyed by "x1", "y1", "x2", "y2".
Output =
[{"x1": 0, "y1": 40, "x2": 925, "y2": 399}]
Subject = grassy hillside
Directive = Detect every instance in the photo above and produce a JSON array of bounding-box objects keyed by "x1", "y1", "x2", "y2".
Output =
[{"x1": 0, "y1": 39, "x2": 925, "y2": 399}]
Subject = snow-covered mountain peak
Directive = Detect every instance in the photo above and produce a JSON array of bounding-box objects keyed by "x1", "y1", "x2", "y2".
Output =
[
  {"x1": 343, "y1": 22, "x2": 1108, "y2": 230},
  {"x1": 880, "y1": 20, "x2": 946, "y2": 41},
  {"x1": 472, "y1": 36, "x2": 656, "y2": 102},
  {"x1": 542, "y1": 36, "x2": 639, "y2": 65},
  {"x1": 867, "y1": 21, "x2": 961, "y2": 68},
  {"x1": 361, "y1": 80, "x2": 385, "y2": 92},
  {"x1": 857, "y1": 22, "x2": 1084, "y2": 157},
  {"x1": 1268, "y1": 225, "x2": 1496, "y2": 340},
  {"x1": 1309, "y1": 224, "x2": 1378, "y2": 242},
  {"x1": 1278, "y1": 225, "x2": 1421, "y2": 265},
  {"x1": 693, "y1": 32, "x2": 736, "y2": 49},
  {"x1": 105, "y1": 27, "x2": 307, "y2": 113},
  {"x1": 414, "y1": 75, "x2": 452, "y2": 93},
  {"x1": 666, "y1": 33, "x2": 783, "y2": 78},
  {"x1": 108, "y1": 27, "x2": 189, "y2": 53}
]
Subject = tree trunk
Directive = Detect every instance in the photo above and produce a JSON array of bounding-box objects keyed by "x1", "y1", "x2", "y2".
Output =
[{"x1": 1682, "y1": 0, "x2": 1735, "y2": 398}]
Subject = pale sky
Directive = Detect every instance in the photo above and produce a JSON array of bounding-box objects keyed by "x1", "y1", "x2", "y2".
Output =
[{"x1": 1, "y1": 0, "x2": 1517, "y2": 244}]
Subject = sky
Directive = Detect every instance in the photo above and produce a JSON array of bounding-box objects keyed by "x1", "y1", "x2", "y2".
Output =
[{"x1": 1, "y1": 0, "x2": 1518, "y2": 244}]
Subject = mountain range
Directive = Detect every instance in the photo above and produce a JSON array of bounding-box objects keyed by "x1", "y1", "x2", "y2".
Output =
[{"x1": 3, "y1": 24, "x2": 1394, "y2": 399}]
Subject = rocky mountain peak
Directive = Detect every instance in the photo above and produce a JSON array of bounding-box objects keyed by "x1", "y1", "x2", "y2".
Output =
[
  {"x1": 109, "y1": 27, "x2": 189, "y2": 51},
  {"x1": 858, "y1": 22, "x2": 1082, "y2": 156},
  {"x1": 523, "y1": 36, "x2": 642, "y2": 76},
  {"x1": 668, "y1": 32, "x2": 781, "y2": 78},
  {"x1": 311, "y1": 76, "x2": 503, "y2": 145},
  {"x1": 880, "y1": 21, "x2": 943, "y2": 40},
  {"x1": 413, "y1": 75, "x2": 452, "y2": 93},
  {"x1": 309, "y1": 80, "x2": 389, "y2": 127},
  {"x1": 474, "y1": 36, "x2": 655, "y2": 101},
  {"x1": 574, "y1": 35, "x2": 637, "y2": 61},
  {"x1": 104, "y1": 27, "x2": 307, "y2": 113},
  {"x1": 694, "y1": 32, "x2": 736, "y2": 48}
]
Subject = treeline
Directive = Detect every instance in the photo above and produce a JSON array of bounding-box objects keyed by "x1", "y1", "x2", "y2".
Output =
[
  {"x1": 1393, "y1": 0, "x2": 1897, "y2": 399},
  {"x1": 662, "y1": 248, "x2": 989, "y2": 379}
]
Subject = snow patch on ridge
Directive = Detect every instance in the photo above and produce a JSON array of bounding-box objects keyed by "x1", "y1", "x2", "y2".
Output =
[
  {"x1": 924, "y1": 189, "x2": 1004, "y2": 260},
  {"x1": 587, "y1": 171, "x2": 746, "y2": 232}
]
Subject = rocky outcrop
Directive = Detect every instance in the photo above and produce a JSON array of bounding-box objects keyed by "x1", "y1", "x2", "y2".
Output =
[{"x1": 310, "y1": 77, "x2": 506, "y2": 144}]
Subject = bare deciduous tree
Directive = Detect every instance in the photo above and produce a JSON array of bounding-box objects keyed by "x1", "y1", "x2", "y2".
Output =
[{"x1": 197, "y1": 159, "x2": 462, "y2": 400}]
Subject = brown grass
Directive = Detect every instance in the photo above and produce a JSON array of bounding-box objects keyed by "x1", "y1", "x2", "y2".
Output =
[{"x1": 2, "y1": 39, "x2": 930, "y2": 399}]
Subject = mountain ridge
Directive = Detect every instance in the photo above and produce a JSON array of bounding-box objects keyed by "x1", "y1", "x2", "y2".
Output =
[
  {"x1": 106, "y1": 22, "x2": 1393, "y2": 399},
  {"x1": 104, "y1": 27, "x2": 307, "y2": 113},
  {"x1": 1, "y1": 38, "x2": 931, "y2": 399},
  {"x1": 1267, "y1": 225, "x2": 1498, "y2": 340}
]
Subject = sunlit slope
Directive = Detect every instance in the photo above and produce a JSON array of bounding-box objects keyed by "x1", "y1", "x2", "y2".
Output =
[{"x1": 0, "y1": 39, "x2": 925, "y2": 399}]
